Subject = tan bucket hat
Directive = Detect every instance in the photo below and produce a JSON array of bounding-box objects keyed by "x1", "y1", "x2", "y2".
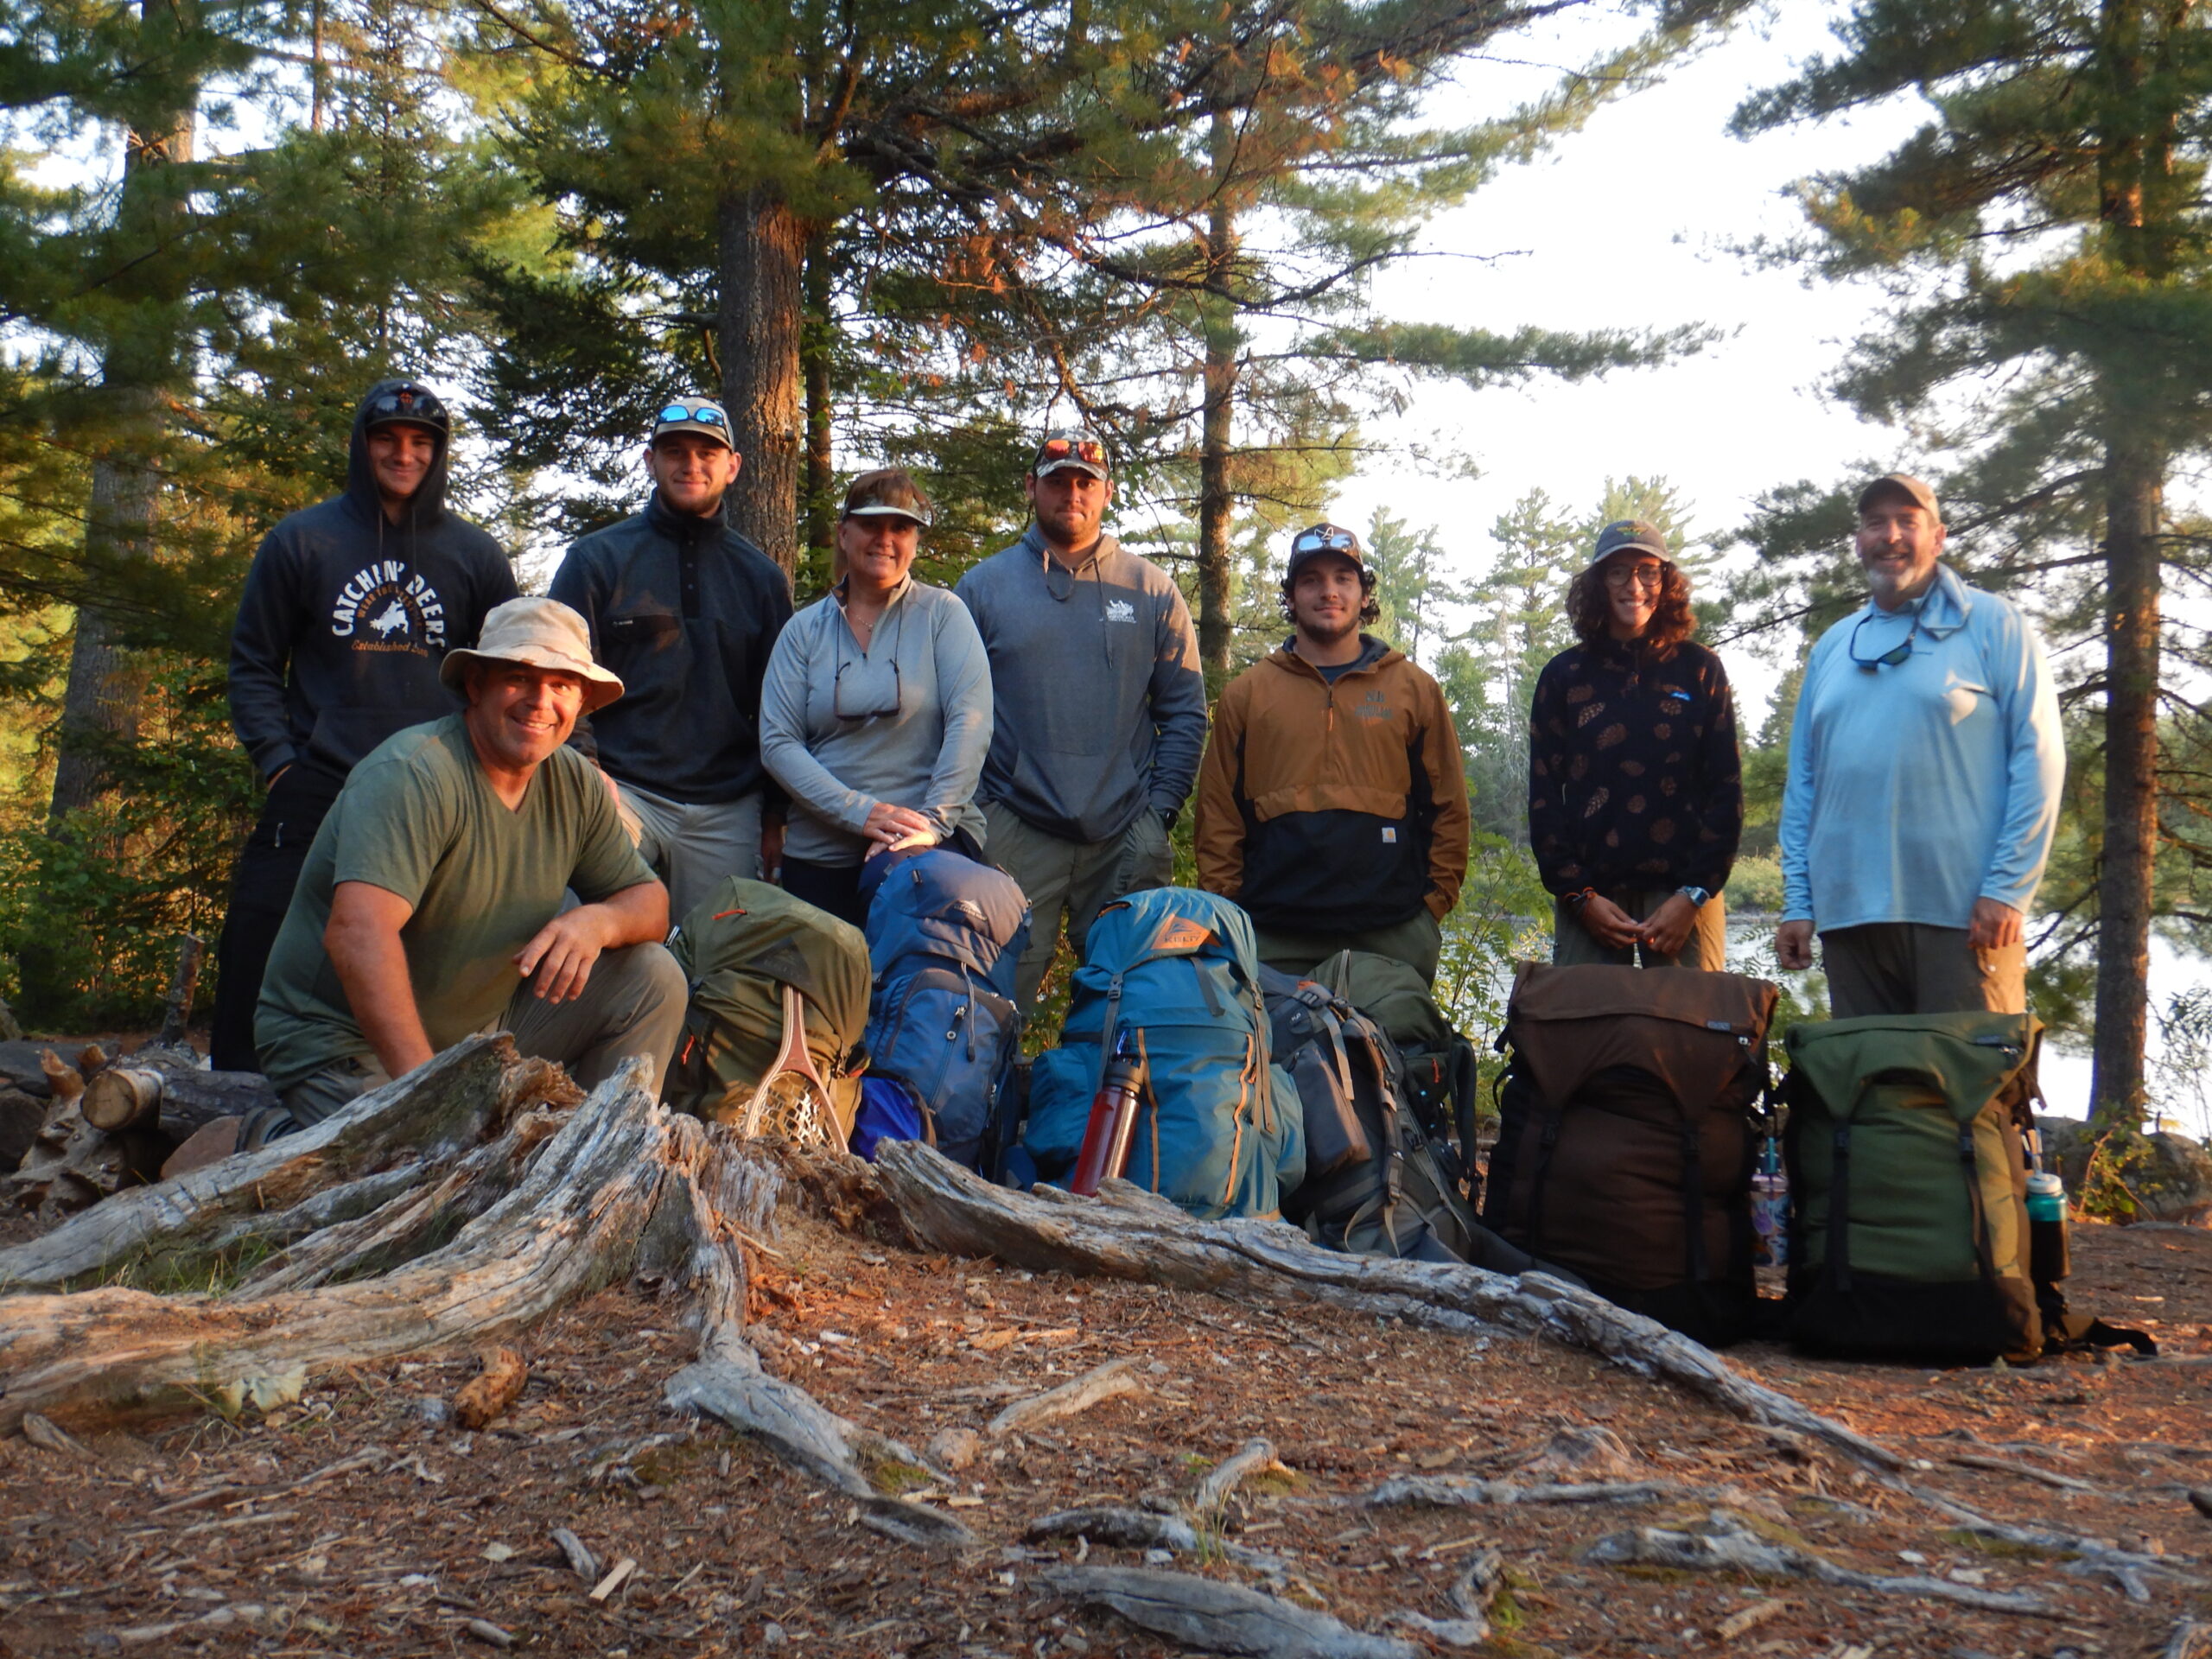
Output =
[{"x1": 439, "y1": 596, "x2": 625, "y2": 713}]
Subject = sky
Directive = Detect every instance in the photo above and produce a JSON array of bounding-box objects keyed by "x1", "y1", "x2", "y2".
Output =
[{"x1": 1328, "y1": 3, "x2": 1929, "y2": 721}]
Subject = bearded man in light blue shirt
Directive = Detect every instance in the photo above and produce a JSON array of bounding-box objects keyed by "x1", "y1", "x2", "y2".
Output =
[{"x1": 1775, "y1": 474, "x2": 2063, "y2": 1017}]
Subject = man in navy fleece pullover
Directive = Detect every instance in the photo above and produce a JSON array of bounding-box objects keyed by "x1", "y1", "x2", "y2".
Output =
[{"x1": 215, "y1": 380, "x2": 518, "y2": 1071}]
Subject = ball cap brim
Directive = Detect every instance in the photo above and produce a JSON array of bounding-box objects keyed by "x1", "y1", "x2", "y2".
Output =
[
  {"x1": 439, "y1": 596, "x2": 625, "y2": 714},
  {"x1": 1586, "y1": 518, "x2": 1669, "y2": 573},
  {"x1": 1856, "y1": 473, "x2": 1940, "y2": 518},
  {"x1": 841, "y1": 467, "x2": 935, "y2": 527}
]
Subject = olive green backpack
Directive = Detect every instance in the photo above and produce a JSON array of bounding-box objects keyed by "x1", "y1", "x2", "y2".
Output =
[
  {"x1": 666, "y1": 879, "x2": 871, "y2": 1141},
  {"x1": 1783, "y1": 1010, "x2": 2046, "y2": 1363}
]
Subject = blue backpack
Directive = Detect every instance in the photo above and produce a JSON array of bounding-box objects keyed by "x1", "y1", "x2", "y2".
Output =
[
  {"x1": 1019, "y1": 888, "x2": 1306, "y2": 1220},
  {"x1": 861, "y1": 847, "x2": 1031, "y2": 1171}
]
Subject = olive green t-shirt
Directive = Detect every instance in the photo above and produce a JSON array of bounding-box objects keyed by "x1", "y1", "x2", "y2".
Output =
[{"x1": 255, "y1": 715, "x2": 656, "y2": 1090}]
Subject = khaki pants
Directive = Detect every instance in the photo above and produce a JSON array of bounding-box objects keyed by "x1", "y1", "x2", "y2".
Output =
[
  {"x1": 1552, "y1": 888, "x2": 1727, "y2": 971},
  {"x1": 280, "y1": 942, "x2": 690, "y2": 1123},
  {"x1": 1253, "y1": 908, "x2": 1445, "y2": 984},
  {"x1": 616, "y1": 783, "x2": 763, "y2": 929},
  {"x1": 985, "y1": 803, "x2": 1173, "y2": 1011},
  {"x1": 1819, "y1": 923, "x2": 2026, "y2": 1019}
]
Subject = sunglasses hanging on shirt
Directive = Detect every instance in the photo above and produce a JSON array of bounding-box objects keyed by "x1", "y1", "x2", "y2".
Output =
[{"x1": 1848, "y1": 609, "x2": 1923, "y2": 671}]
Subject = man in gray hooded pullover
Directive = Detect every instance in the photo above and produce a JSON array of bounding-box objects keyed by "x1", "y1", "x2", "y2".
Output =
[{"x1": 955, "y1": 428, "x2": 1207, "y2": 1009}]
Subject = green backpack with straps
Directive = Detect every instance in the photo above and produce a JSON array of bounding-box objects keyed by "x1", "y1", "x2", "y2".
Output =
[
  {"x1": 1783, "y1": 1010, "x2": 2048, "y2": 1363},
  {"x1": 666, "y1": 879, "x2": 872, "y2": 1139}
]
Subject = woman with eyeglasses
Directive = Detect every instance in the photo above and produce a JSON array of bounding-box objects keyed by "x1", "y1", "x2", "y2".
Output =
[
  {"x1": 1527, "y1": 518, "x2": 1742, "y2": 969},
  {"x1": 759, "y1": 470, "x2": 992, "y2": 926}
]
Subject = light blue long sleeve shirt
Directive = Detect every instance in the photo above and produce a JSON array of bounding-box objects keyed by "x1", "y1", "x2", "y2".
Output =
[
  {"x1": 759, "y1": 578, "x2": 992, "y2": 868},
  {"x1": 1780, "y1": 563, "x2": 2063, "y2": 931}
]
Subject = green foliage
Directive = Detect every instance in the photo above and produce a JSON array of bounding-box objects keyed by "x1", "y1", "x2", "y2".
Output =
[
  {"x1": 1433, "y1": 830, "x2": 1549, "y2": 1110},
  {"x1": 0, "y1": 660, "x2": 255, "y2": 1027}
]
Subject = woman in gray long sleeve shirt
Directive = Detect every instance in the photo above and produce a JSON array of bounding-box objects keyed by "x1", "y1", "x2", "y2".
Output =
[{"x1": 760, "y1": 470, "x2": 992, "y2": 925}]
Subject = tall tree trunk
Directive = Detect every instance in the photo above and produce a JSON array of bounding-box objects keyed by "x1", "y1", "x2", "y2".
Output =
[
  {"x1": 47, "y1": 5, "x2": 193, "y2": 826},
  {"x1": 1194, "y1": 114, "x2": 1240, "y2": 694},
  {"x1": 2085, "y1": 0, "x2": 2173, "y2": 1130},
  {"x1": 46, "y1": 438, "x2": 156, "y2": 827},
  {"x1": 2090, "y1": 429, "x2": 2163, "y2": 1129},
  {"x1": 802, "y1": 231, "x2": 836, "y2": 594},
  {"x1": 717, "y1": 188, "x2": 806, "y2": 579}
]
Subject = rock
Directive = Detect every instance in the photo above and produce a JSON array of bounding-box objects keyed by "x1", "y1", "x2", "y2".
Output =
[
  {"x1": 416, "y1": 1396, "x2": 453, "y2": 1428},
  {"x1": 2038, "y1": 1116, "x2": 2212, "y2": 1224},
  {"x1": 928, "y1": 1427, "x2": 982, "y2": 1472},
  {"x1": 1516, "y1": 1424, "x2": 1641, "y2": 1481}
]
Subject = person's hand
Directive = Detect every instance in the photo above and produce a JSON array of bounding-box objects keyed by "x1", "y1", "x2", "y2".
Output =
[
  {"x1": 514, "y1": 906, "x2": 613, "y2": 1004},
  {"x1": 1969, "y1": 896, "x2": 2023, "y2": 950},
  {"x1": 1577, "y1": 893, "x2": 1643, "y2": 950},
  {"x1": 1638, "y1": 893, "x2": 1698, "y2": 957},
  {"x1": 1776, "y1": 918, "x2": 1815, "y2": 971},
  {"x1": 760, "y1": 817, "x2": 785, "y2": 880},
  {"x1": 862, "y1": 801, "x2": 935, "y2": 847}
]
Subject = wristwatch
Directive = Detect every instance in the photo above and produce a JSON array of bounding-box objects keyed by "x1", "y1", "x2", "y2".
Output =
[{"x1": 1677, "y1": 886, "x2": 1710, "y2": 908}]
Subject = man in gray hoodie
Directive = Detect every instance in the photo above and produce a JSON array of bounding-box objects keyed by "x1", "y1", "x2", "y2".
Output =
[{"x1": 955, "y1": 429, "x2": 1208, "y2": 1009}]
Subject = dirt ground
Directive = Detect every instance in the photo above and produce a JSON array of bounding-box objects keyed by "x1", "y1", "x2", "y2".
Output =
[{"x1": 0, "y1": 1195, "x2": 2205, "y2": 1658}]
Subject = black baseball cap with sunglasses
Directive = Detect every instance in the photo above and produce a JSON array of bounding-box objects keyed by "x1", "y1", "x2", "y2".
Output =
[
  {"x1": 1286, "y1": 521, "x2": 1366, "y2": 580},
  {"x1": 651, "y1": 397, "x2": 734, "y2": 451},
  {"x1": 362, "y1": 382, "x2": 449, "y2": 439}
]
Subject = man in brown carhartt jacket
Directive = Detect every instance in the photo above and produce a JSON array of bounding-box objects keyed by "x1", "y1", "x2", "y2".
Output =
[{"x1": 1193, "y1": 523, "x2": 1471, "y2": 983}]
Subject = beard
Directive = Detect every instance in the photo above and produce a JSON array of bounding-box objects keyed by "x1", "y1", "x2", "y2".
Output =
[{"x1": 1296, "y1": 607, "x2": 1360, "y2": 646}]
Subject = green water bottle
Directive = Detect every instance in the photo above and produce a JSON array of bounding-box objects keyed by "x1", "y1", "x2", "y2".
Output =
[{"x1": 2025, "y1": 1171, "x2": 2069, "y2": 1287}]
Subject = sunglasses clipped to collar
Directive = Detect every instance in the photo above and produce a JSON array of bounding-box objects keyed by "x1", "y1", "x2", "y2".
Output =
[{"x1": 365, "y1": 385, "x2": 448, "y2": 430}]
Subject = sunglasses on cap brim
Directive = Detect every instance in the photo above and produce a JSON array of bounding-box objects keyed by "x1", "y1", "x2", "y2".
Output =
[
  {"x1": 366, "y1": 386, "x2": 447, "y2": 425},
  {"x1": 1036, "y1": 436, "x2": 1107, "y2": 467},
  {"x1": 1291, "y1": 526, "x2": 1359, "y2": 557},
  {"x1": 657, "y1": 403, "x2": 728, "y2": 428}
]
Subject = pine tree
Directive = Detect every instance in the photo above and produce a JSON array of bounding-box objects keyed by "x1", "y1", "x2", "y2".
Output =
[{"x1": 1735, "y1": 1, "x2": 2212, "y2": 1127}]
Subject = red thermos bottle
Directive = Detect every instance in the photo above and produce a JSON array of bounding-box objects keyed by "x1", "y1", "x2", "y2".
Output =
[{"x1": 1071, "y1": 1034, "x2": 1145, "y2": 1196}]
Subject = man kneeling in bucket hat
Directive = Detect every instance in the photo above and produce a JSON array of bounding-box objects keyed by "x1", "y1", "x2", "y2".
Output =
[{"x1": 239, "y1": 596, "x2": 687, "y2": 1146}]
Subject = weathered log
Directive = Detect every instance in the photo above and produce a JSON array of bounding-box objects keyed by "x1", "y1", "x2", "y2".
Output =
[
  {"x1": 0, "y1": 1036, "x2": 552, "y2": 1292},
  {"x1": 1045, "y1": 1565, "x2": 1417, "y2": 1659},
  {"x1": 1194, "y1": 1438, "x2": 1288, "y2": 1517},
  {"x1": 872, "y1": 1142, "x2": 1901, "y2": 1471},
  {"x1": 1369, "y1": 1475, "x2": 1689, "y2": 1510},
  {"x1": 82, "y1": 1057, "x2": 276, "y2": 1137},
  {"x1": 0, "y1": 1055, "x2": 669, "y2": 1428}
]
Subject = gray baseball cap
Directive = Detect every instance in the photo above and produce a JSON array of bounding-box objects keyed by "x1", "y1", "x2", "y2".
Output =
[
  {"x1": 1856, "y1": 473, "x2": 1939, "y2": 518},
  {"x1": 1586, "y1": 518, "x2": 1669, "y2": 574},
  {"x1": 650, "y1": 396, "x2": 734, "y2": 450}
]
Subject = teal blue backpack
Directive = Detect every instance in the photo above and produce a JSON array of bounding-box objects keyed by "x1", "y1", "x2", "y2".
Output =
[{"x1": 1019, "y1": 888, "x2": 1305, "y2": 1219}]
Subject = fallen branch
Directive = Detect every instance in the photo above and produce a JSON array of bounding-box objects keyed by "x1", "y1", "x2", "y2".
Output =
[
  {"x1": 1943, "y1": 1452, "x2": 2107, "y2": 1496},
  {"x1": 1369, "y1": 1474, "x2": 1689, "y2": 1509},
  {"x1": 1583, "y1": 1512, "x2": 2056, "y2": 1618},
  {"x1": 454, "y1": 1349, "x2": 528, "y2": 1431},
  {"x1": 1046, "y1": 1564, "x2": 1417, "y2": 1658},
  {"x1": 873, "y1": 1143, "x2": 1901, "y2": 1471},
  {"x1": 1903, "y1": 1482, "x2": 2208, "y2": 1601},
  {"x1": 988, "y1": 1357, "x2": 1143, "y2": 1438},
  {"x1": 1194, "y1": 1438, "x2": 1290, "y2": 1517}
]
